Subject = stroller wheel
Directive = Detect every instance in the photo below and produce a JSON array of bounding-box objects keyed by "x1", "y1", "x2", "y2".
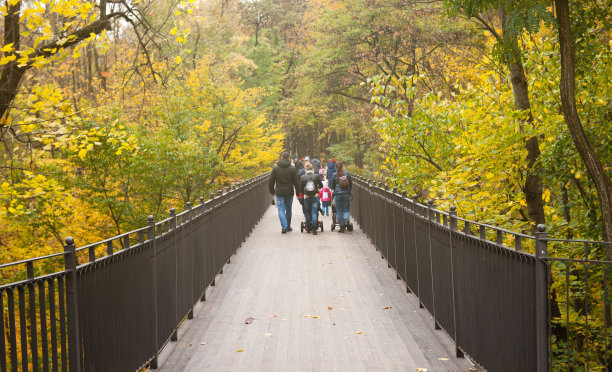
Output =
[
  {"x1": 320, "y1": 223, "x2": 324, "y2": 232},
  {"x1": 300, "y1": 222, "x2": 304, "y2": 233}
]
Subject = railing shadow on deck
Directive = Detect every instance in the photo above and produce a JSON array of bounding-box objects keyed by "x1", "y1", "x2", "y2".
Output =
[
  {"x1": 350, "y1": 176, "x2": 612, "y2": 372},
  {"x1": 0, "y1": 174, "x2": 271, "y2": 372}
]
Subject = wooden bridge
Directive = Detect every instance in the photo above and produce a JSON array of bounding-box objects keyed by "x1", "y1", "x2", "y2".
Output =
[
  {"x1": 1, "y1": 173, "x2": 610, "y2": 372},
  {"x1": 154, "y1": 201, "x2": 472, "y2": 371}
]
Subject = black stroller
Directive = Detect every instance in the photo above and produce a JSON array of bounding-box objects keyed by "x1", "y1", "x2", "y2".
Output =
[
  {"x1": 298, "y1": 194, "x2": 324, "y2": 233},
  {"x1": 330, "y1": 196, "x2": 353, "y2": 231}
]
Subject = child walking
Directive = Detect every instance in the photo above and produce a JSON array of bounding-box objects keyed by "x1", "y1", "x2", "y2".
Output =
[{"x1": 319, "y1": 180, "x2": 332, "y2": 216}]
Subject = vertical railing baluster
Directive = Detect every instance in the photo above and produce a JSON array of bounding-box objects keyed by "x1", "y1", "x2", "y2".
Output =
[
  {"x1": 27, "y1": 262, "x2": 39, "y2": 371},
  {"x1": 63, "y1": 238, "x2": 81, "y2": 372},
  {"x1": 38, "y1": 280, "x2": 48, "y2": 372},
  {"x1": 515, "y1": 235, "x2": 522, "y2": 251},
  {"x1": 535, "y1": 225, "x2": 549, "y2": 372},
  {"x1": 57, "y1": 277, "x2": 67, "y2": 372},
  {"x1": 0, "y1": 290, "x2": 6, "y2": 371},
  {"x1": 48, "y1": 279, "x2": 58, "y2": 372},
  {"x1": 7, "y1": 288, "x2": 17, "y2": 372}
]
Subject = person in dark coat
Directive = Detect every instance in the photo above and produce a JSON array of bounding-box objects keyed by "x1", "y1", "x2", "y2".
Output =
[
  {"x1": 311, "y1": 156, "x2": 322, "y2": 175},
  {"x1": 326, "y1": 159, "x2": 337, "y2": 182},
  {"x1": 299, "y1": 162, "x2": 324, "y2": 235},
  {"x1": 269, "y1": 152, "x2": 300, "y2": 233},
  {"x1": 329, "y1": 161, "x2": 352, "y2": 233}
]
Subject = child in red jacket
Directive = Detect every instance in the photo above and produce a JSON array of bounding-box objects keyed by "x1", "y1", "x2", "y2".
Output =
[{"x1": 319, "y1": 180, "x2": 332, "y2": 216}]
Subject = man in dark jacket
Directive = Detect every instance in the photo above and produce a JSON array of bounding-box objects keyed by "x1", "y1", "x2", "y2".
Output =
[
  {"x1": 311, "y1": 156, "x2": 322, "y2": 175},
  {"x1": 326, "y1": 159, "x2": 337, "y2": 182},
  {"x1": 269, "y1": 152, "x2": 300, "y2": 233}
]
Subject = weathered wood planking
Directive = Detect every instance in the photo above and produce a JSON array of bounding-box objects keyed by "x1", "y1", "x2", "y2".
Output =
[{"x1": 156, "y1": 201, "x2": 473, "y2": 371}]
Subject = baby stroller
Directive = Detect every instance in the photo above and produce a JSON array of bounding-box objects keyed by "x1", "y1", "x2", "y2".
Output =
[
  {"x1": 330, "y1": 196, "x2": 353, "y2": 231},
  {"x1": 298, "y1": 194, "x2": 324, "y2": 233}
]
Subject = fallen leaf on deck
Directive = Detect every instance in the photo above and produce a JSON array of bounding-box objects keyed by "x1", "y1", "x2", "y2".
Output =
[
  {"x1": 383, "y1": 306, "x2": 392, "y2": 310},
  {"x1": 416, "y1": 368, "x2": 428, "y2": 372},
  {"x1": 244, "y1": 317, "x2": 255, "y2": 324},
  {"x1": 356, "y1": 331, "x2": 362, "y2": 334},
  {"x1": 188, "y1": 344, "x2": 192, "y2": 347},
  {"x1": 328, "y1": 306, "x2": 333, "y2": 310},
  {"x1": 346, "y1": 256, "x2": 351, "y2": 259},
  {"x1": 437, "y1": 357, "x2": 449, "y2": 361},
  {"x1": 237, "y1": 349, "x2": 244, "y2": 352},
  {"x1": 303, "y1": 314, "x2": 320, "y2": 318}
]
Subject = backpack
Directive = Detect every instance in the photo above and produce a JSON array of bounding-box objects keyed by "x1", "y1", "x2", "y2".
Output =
[
  {"x1": 304, "y1": 178, "x2": 317, "y2": 196},
  {"x1": 338, "y1": 173, "x2": 349, "y2": 189}
]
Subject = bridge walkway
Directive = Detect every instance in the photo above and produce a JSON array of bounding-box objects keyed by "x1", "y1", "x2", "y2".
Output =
[{"x1": 155, "y1": 202, "x2": 473, "y2": 371}]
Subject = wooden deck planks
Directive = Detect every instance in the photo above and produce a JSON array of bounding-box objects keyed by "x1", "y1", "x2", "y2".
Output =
[{"x1": 155, "y1": 202, "x2": 473, "y2": 371}]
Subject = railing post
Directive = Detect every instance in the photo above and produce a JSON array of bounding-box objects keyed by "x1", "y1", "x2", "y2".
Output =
[
  {"x1": 186, "y1": 201, "x2": 192, "y2": 223},
  {"x1": 535, "y1": 224, "x2": 549, "y2": 372},
  {"x1": 401, "y1": 190, "x2": 411, "y2": 293},
  {"x1": 448, "y1": 206, "x2": 463, "y2": 358},
  {"x1": 64, "y1": 237, "x2": 82, "y2": 372},
  {"x1": 392, "y1": 187, "x2": 400, "y2": 277},
  {"x1": 427, "y1": 199, "x2": 439, "y2": 329},
  {"x1": 413, "y1": 194, "x2": 423, "y2": 308},
  {"x1": 169, "y1": 207, "x2": 179, "y2": 342},
  {"x1": 147, "y1": 216, "x2": 159, "y2": 369},
  {"x1": 184, "y1": 202, "x2": 195, "y2": 320}
]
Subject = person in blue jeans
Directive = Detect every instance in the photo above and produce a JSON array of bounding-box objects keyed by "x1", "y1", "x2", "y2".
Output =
[
  {"x1": 299, "y1": 162, "x2": 323, "y2": 235},
  {"x1": 330, "y1": 161, "x2": 352, "y2": 233},
  {"x1": 269, "y1": 151, "x2": 300, "y2": 233}
]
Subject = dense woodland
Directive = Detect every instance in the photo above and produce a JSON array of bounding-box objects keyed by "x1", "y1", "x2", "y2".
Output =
[{"x1": 0, "y1": 0, "x2": 610, "y2": 367}]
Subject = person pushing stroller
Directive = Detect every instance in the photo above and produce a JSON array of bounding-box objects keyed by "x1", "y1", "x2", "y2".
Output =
[{"x1": 299, "y1": 162, "x2": 324, "y2": 235}]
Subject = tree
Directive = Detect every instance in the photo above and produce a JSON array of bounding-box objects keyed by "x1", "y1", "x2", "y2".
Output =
[{"x1": 554, "y1": 0, "x2": 612, "y2": 251}]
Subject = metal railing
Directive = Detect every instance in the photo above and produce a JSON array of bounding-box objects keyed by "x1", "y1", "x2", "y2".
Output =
[
  {"x1": 350, "y1": 176, "x2": 612, "y2": 372},
  {"x1": 0, "y1": 173, "x2": 271, "y2": 372}
]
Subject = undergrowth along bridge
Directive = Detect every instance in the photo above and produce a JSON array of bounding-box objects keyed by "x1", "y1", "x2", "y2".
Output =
[{"x1": 0, "y1": 173, "x2": 610, "y2": 371}]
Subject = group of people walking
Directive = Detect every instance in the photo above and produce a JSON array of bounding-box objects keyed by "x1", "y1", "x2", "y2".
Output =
[{"x1": 269, "y1": 152, "x2": 353, "y2": 234}]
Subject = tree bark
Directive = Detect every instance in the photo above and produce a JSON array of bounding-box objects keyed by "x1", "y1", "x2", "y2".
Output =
[
  {"x1": 555, "y1": 0, "x2": 612, "y2": 252},
  {"x1": 499, "y1": 8, "x2": 546, "y2": 231}
]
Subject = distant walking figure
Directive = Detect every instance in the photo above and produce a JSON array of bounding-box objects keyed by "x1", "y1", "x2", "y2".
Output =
[
  {"x1": 330, "y1": 161, "x2": 352, "y2": 233},
  {"x1": 269, "y1": 152, "x2": 300, "y2": 233}
]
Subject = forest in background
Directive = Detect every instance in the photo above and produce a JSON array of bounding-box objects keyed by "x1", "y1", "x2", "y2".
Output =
[
  {"x1": 0, "y1": 0, "x2": 609, "y2": 262},
  {"x1": 0, "y1": 0, "x2": 610, "y2": 369}
]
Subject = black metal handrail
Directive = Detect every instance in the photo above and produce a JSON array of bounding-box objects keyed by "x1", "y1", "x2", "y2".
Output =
[
  {"x1": 0, "y1": 173, "x2": 271, "y2": 372},
  {"x1": 350, "y1": 175, "x2": 612, "y2": 372}
]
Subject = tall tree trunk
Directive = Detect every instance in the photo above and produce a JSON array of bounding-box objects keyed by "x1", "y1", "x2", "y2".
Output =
[
  {"x1": 0, "y1": 1, "x2": 25, "y2": 120},
  {"x1": 500, "y1": 8, "x2": 546, "y2": 231},
  {"x1": 555, "y1": 0, "x2": 612, "y2": 252}
]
